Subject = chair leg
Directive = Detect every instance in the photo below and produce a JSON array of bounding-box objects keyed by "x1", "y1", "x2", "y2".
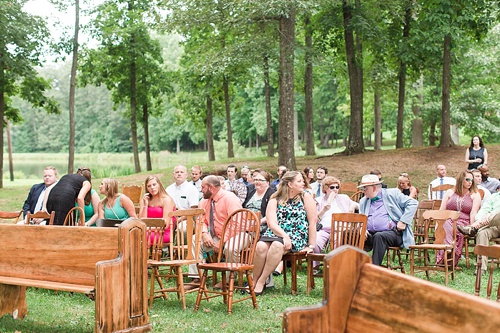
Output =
[
  {"x1": 282, "y1": 260, "x2": 287, "y2": 286},
  {"x1": 245, "y1": 271, "x2": 258, "y2": 309},
  {"x1": 396, "y1": 250, "x2": 405, "y2": 274},
  {"x1": 306, "y1": 258, "x2": 313, "y2": 296},
  {"x1": 227, "y1": 272, "x2": 235, "y2": 314},
  {"x1": 176, "y1": 267, "x2": 186, "y2": 310},
  {"x1": 194, "y1": 270, "x2": 208, "y2": 311},
  {"x1": 291, "y1": 257, "x2": 298, "y2": 295}
]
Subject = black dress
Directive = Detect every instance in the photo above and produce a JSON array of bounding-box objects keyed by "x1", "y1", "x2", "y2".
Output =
[
  {"x1": 46, "y1": 174, "x2": 88, "y2": 225},
  {"x1": 468, "y1": 147, "x2": 485, "y2": 170}
]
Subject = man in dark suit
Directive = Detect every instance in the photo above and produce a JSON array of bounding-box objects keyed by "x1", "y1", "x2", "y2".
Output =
[{"x1": 22, "y1": 166, "x2": 58, "y2": 221}]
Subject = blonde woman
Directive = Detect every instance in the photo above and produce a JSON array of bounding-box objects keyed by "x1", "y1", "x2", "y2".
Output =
[
  {"x1": 397, "y1": 173, "x2": 418, "y2": 199},
  {"x1": 98, "y1": 178, "x2": 137, "y2": 220},
  {"x1": 251, "y1": 171, "x2": 317, "y2": 295}
]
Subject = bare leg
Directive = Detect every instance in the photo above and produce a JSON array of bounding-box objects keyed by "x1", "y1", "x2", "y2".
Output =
[{"x1": 254, "y1": 242, "x2": 284, "y2": 292}]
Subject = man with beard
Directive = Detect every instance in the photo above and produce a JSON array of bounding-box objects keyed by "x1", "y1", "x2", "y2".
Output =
[{"x1": 186, "y1": 175, "x2": 242, "y2": 289}]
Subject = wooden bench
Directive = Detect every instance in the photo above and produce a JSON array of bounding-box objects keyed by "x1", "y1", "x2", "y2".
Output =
[
  {"x1": 0, "y1": 218, "x2": 152, "y2": 333},
  {"x1": 283, "y1": 245, "x2": 500, "y2": 333}
]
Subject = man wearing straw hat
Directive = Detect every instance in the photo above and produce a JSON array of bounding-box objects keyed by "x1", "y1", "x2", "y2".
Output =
[{"x1": 358, "y1": 174, "x2": 418, "y2": 265}]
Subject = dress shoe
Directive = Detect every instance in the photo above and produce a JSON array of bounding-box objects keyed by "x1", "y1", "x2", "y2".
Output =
[{"x1": 457, "y1": 225, "x2": 476, "y2": 236}]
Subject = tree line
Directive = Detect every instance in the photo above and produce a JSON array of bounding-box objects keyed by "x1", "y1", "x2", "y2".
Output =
[{"x1": 1, "y1": 0, "x2": 499, "y2": 188}]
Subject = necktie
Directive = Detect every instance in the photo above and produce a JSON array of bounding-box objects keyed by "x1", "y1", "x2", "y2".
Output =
[
  {"x1": 439, "y1": 178, "x2": 444, "y2": 199},
  {"x1": 209, "y1": 199, "x2": 215, "y2": 238},
  {"x1": 316, "y1": 184, "x2": 321, "y2": 198}
]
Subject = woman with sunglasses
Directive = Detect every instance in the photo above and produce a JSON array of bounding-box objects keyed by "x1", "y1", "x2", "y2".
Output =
[
  {"x1": 437, "y1": 170, "x2": 481, "y2": 266},
  {"x1": 314, "y1": 176, "x2": 359, "y2": 265}
]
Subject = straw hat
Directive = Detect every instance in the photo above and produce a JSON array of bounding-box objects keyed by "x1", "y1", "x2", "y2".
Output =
[{"x1": 357, "y1": 174, "x2": 383, "y2": 188}]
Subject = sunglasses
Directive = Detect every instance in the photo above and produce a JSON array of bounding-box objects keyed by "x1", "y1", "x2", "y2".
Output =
[
  {"x1": 253, "y1": 179, "x2": 266, "y2": 182},
  {"x1": 329, "y1": 185, "x2": 340, "y2": 190},
  {"x1": 465, "y1": 177, "x2": 473, "y2": 182}
]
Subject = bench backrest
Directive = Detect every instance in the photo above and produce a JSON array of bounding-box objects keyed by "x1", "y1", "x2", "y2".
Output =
[
  {"x1": 0, "y1": 223, "x2": 119, "y2": 286},
  {"x1": 283, "y1": 246, "x2": 500, "y2": 333}
]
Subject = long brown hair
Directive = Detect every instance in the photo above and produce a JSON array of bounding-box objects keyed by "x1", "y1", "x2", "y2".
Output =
[
  {"x1": 77, "y1": 166, "x2": 92, "y2": 205},
  {"x1": 455, "y1": 170, "x2": 477, "y2": 196}
]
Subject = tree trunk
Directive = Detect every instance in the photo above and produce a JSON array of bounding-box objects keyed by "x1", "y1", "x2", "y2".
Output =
[
  {"x1": 223, "y1": 75, "x2": 234, "y2": 158},
  {"x1": 68, "y1": 0, "x2": 79, "y2": 174},
  {"x1": 263, "y1": 54, "x2": 274, "y2": 157},
  {"x1": 374, "y1": 90, "x2": 382, "y2": 150},
  {"x1": 128, "y1": 2, "x2": 140, "y2": 173},
  {"x1": 439, "y1": 33, "x2": 454, "y2": 147},
  {"x1": 0, "y1": 55, "x2": 5, "y2": 189},
  {"x1": 130, "y1": 62, "x2": 141, "y2": 173},
  {"x1": 411, "y1": 74, "x2": 424, "y2": 147},
  {"x1": 206, "y1": 93, "x2": 215, "y2": 161},
  {"x1": 143, "y1": 104, "x2": 152, "y2": 171},
  {"x1": 343, "y1": 0, "x2": 364, "y2": 155},
  {"x1": 6, "y1": 119, "x2": 13, "y2": 181},
  {"x1": 304, "y1": 16, "x2": 315, "y2": 156},
  {"x1": 396, "y1": 0, "x2": 412, "y2": 149},
  {"x1": 429, "y1": 119, "x2": 437, "y2": 146},
  {"x1": 277, "y1": 7, "x2": 296, "y2": 170}
]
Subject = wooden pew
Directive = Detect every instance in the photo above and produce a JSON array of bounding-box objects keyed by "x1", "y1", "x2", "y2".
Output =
[
  {"x1": 0, "y1": 218, "x2": 152, "y2": 333},
  {"x1": 283, "y1": 245, "x2": 500, "y2": 333}
]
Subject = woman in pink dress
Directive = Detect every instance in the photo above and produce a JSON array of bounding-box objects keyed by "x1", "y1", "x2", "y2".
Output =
[
  {"x1": 139, "y1": 176, "x2": 176, "y2": 244},
  {"x1": 437, "y1": 170, "x2": 481, "y2": 266}
]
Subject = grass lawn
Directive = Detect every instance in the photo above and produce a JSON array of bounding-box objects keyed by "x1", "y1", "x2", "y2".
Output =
[{"x1": 1, "y1": 144, "x2": 500, "y2": 332}]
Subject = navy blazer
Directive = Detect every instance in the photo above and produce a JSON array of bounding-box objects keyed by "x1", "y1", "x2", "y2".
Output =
[{"x1": 23, "y1": 183, "x2": 46, "y2": 217}]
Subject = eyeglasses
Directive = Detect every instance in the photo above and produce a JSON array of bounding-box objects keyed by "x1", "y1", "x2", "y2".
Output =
[
  {"x1": 253, "y1": 179, "x2": 266, "y2": 182},
  {"x1": 329, "y1": 185, "x2": 340, "y2": 190},
  {"x1": 360, "y1": 186, "x2": 367, "y2": 192},
  {"x1": 465, "y1": 177, "x2": 473, "y2": 182}
]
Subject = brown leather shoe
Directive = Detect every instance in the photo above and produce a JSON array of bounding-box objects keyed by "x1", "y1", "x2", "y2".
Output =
[{"x1": 457, "y1": 225, "x2": 473, "y2": 236}]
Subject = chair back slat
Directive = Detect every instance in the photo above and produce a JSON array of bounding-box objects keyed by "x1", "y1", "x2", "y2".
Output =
[
  {"x1": 63, "y1": 206, "x2": 85, "y2": 226},
  {"x1": 142, "y1": 218, "x2": 166, "y2": 261},
  {"x1": 331, "y1": 213, "x2": 368, "y2": 250},
  {"x1": 0, "y1": 210, "x2": 22, "y2": 223},
  {"x1": 429, "y1": 184, "x2": 454, "y2": 200},
  {"x1": 217, "y1": 209, "x2": 260, "y2": 265},
  {"x1": 422, "y1": 210, "x2": 460, "y2": 245},
  {"x1": 168, "y1": 208, "x2": 205, "y2": 262},
  {"x1": 25, "y1": 211, "x2": 55, "y2": 225},
  {"x1": 122, "y1": 184, "x2": 143, "y2": 205}
]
